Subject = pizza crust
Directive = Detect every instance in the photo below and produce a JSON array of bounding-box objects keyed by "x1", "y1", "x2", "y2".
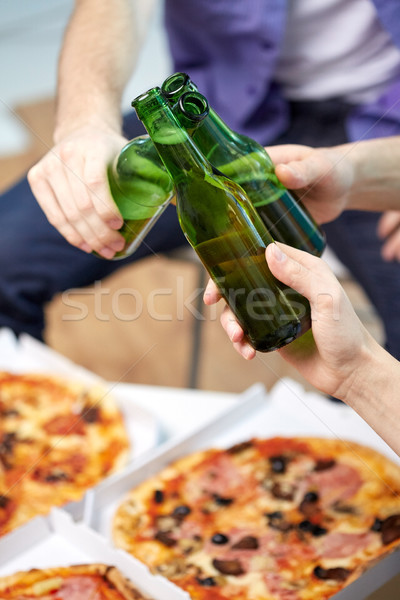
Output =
[{"x1": 0, "y1": 564, "x2": 150, "y2": 599}]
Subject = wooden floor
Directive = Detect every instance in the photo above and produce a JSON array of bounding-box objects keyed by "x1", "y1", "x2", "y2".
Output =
[{"x1": 2, "y1": 98, "x2": 399, "y2": 598}]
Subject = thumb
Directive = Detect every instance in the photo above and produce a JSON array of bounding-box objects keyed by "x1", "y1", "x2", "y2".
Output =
[
  {"x1": 275, "y1": 156, "x2": 325, "y2": 190},
  {"x1": 266, "y1": 242, "x2": 335, "y2": 305}
]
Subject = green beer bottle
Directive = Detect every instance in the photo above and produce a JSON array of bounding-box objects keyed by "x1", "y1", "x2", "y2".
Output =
[
  {"x1": 161, "y1": 72, "x2": 325, "y2": 256},
  {"x1": 106, "y1": 135, "x2": 173, "y2": 259},
  {"x1": 132, "y1": 87, "x2": 311, "y2": 352}
]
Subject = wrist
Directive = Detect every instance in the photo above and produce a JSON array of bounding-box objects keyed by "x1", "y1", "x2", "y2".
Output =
[
  {"x1": 53, "y1": 112, "x2": 122, "y2": 145},
  {"x1": 343, "y1": 138, "x2": 400, "y2": 211},
  {"x1": 54, "y1": 92, "x2": 122, "y2": 144},
  {"x1": 337, "y1": 333, "x2": 389, "y2": 407}
]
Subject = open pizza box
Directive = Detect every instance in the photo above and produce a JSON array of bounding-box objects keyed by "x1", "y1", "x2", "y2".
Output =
[
  {"x1": 0, "y1": 328, "x2": 241, "y2": 520},
  {"x1": 0, "y1": 509, "x2": 190, "y2": 600},
  {"x1": 82, "y1": 378, "x2": 400, "y2": 600}
]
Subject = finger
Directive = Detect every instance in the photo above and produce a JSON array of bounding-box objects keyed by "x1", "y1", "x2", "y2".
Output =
[
  {"x1": 265, "y1": 242, "x2": 339, "y2": 314},
  {"x1": 220, "y1": 305, "x2": 245, "y2": 343},
  {"x1": 381, "y1": 233, "x2": 400, "y2": 262},
  {"x1": 28, "y1": 166, "x2": 91, "y2": 252},
  {"x1": 46, "y1": 166, "x2": 117, "y2": 258},
  {"x1": 203, "y1": 279, "x2": 223, "y2": 305},
  {"x1": 377, "y1": 211, "x2": 400, "y2": 240},
  {"x1": 83, "y1": 154, "x2": 124, "y2": 228},
  {"x1": 220, "y1": 307, "x2": 256, "y2": 359},
  {"x1": 266, "y1": 144, "x2": 311, "y2": 166},
  {"x1": 274, "y1": 153, "x2": 330, "y2": 191},
  {"x1": 232, "y1": 338, "x2": 256, "y2": 360},
  {"x1": 65, "y1": 156, "x2": 125, "y2": 253}
]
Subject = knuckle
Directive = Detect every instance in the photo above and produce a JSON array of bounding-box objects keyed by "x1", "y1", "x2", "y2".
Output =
[
  {"x1": 58, "y1": 142, "x2": 76, "y2": 163},
  {"x1": 27, "y1": 165, "x2": 40, "y2": 187},
  {"x1": 84, "y1": 169, "x2": 104, "y2": 194},
  {"x1": 96, "y1": 228, "x2": 113, "y2": 244},
  {"x1": 76, "y1": 194, "x2": 94, "y2": 214},
  {"x1": 96, "y1": 201, "x2": 119, "y2": 221}
]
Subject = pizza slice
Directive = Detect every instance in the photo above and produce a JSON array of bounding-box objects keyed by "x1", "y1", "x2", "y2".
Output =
[{"x1": 0, "y1": 564, "x2": 149, "y2": 600}]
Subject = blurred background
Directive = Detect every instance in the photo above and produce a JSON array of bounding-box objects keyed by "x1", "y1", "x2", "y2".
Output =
[{"x1": 0, "y1": 1, "x2": 382, "y2": 393}]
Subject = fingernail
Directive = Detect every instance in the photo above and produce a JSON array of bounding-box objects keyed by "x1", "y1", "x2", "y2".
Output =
[
  {"x1": 80, "y1": 243, "x2": 91, "y2": 253},
  {"x1": 228, "y1": 324, "x2": 238, "y2": 341},
  {"x1": 243, "y1": 345, "x2": 255, "y2": 360},
  {"x1": 271, "y1": 243, "x2": 286, "y2": 262},
  {"x1": 110, "y1": 239, "x2": 125, "y2": 251},
  {"x1": 100, "y1": 247, "x2": 115, "y2": 259},
  {"x1": 108, "y1": 218, "x2": 123, "y2": 229},
  {"x1": 280, "y1": 164, "x2": 300, "y2": 178}
]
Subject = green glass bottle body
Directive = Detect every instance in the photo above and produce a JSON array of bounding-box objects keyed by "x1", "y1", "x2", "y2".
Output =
[
  {"x1": 106, "y1": 135, "x2": 173, "y2": 259},
  {"x1": 132, "y1": 88, "x2": 311, "y2": 352},
  {"x1": 162, "y1": 72, "x2": 325, "y2": 257}
]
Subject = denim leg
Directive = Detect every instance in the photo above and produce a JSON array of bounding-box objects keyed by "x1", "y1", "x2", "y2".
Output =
[
  {"x1": 323, "y1": 211, "x2": 400, "y2": 360},
  {"x1": 0, "y1": 112, "x2": 186, "y2": 339}
]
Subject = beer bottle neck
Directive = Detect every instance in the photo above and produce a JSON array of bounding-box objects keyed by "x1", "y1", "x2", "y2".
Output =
[{"x1": 132, "y1": 88, "x2": 210, "y2": 181}]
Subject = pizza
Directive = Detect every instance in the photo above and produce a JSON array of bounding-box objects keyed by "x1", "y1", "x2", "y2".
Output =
[
  {"x1": 0, "y1": 564, "x2": 149, "y2": 599},
  {"x1": 113, "y1": 436, "x2": 400, "y2": 600},
  {"x1": 0, "y1": 372, "x2": 130, "y2": 537}
]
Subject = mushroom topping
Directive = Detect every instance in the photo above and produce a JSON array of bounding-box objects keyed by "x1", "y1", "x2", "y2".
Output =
[
  {"x1": 313, "y1": 565, "x2": 351, "y2": 582},
  {"x1": 153, "y1": 489, "x2": 164, "y2": 504},
  {"x1": 81, "y1": 405, "x2": 100, "y2": 423},
  {"x1": 227, "y1": 441, "x2": 253, "y2": 454},
  {"x1": 212, "y1": 558, "x2": 245, "y2": 576},
  {"x1": 380, "y1": 514, "x2": 400, "y2": 545},
  {"x1": 154, "y1": 530, "x2": 177, "y2": 547},
  {"x1": 265, "y1": 511, "x2": 293, "y2": 532},
  {"x1": 314, "y1": 458, "x2": 336, "y2": 472},
  {"x1": 271, "y1": 481, "x2": 295, "y2": 501},
  {"x1": 299, "y1": 491, "x2": 319, "y2": 516},
  {"x1": 0, "y1": 495, "x2": 10, "y2": 509},
  {"x1": 212, "y1": 493, "x2": 234, "y2": 506},
  {"x1": 231, "y1": 535, "x2": 259, "y2": 550}
]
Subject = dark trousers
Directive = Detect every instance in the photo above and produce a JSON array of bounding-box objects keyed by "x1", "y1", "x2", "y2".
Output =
[{"x1": 1, "y1": 104, "x2": 399, "y2": 359}]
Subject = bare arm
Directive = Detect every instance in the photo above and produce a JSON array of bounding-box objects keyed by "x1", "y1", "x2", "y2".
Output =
[{"x1": 28, "y1": 0, "x2": 157, "y2": 258}]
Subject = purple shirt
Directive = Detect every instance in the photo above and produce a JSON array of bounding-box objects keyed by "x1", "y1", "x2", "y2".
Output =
[{"x1": 164, "y1": 0, "x2": 400, "y2": 143}]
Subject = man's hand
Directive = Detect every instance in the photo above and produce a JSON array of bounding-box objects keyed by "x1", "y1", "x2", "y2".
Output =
[
  {"x1": 266, "y1": 144, "x2": 354, "y2": 224},
  {"x1": 377, "y1": 210, "x2": 400, "y2": 262},
  {"x1": 28, "y1": 125, "x2": 127, "y2": 258}
]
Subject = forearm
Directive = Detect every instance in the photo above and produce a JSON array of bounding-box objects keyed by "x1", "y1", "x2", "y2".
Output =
[
  {"x1": 342, "y1": 336, "x2": 400, "y2": 455},
  {"x1": 337, "y1": 137, "x2": 400, "y2": 212},
  {"x1": 55, "y1": 0, "x2": 155, "y2": 141}
]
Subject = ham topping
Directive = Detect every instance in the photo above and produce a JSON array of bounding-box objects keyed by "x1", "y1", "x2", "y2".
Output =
[{"x1": 320, "y1": 531, "x2": 375, "y2": 558}]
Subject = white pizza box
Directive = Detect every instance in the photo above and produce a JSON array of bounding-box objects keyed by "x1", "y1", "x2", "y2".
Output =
[
  {"x1": 0, "y1": 509, "x2": 189, "y2": 600},
  {"x1": 0, "y1": 328, "x2": 240, "y2": 454},
  {"x1": 0, "y1": 328, "x2": 243, "y2": 525},
  {"x1": 83, "y1": 377, "x2": 400, "y2": 600}
]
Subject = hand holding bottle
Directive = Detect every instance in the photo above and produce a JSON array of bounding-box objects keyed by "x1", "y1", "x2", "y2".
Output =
[
  {"x1": 204, "y1": 242, "x2": 377, "y2": 398},
  {"x1": 28, "y1": 124, "x2": 127, "y2": 259},
  {"x1": 263, "y1": 144, "x2": 354, "y2": 225}
]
